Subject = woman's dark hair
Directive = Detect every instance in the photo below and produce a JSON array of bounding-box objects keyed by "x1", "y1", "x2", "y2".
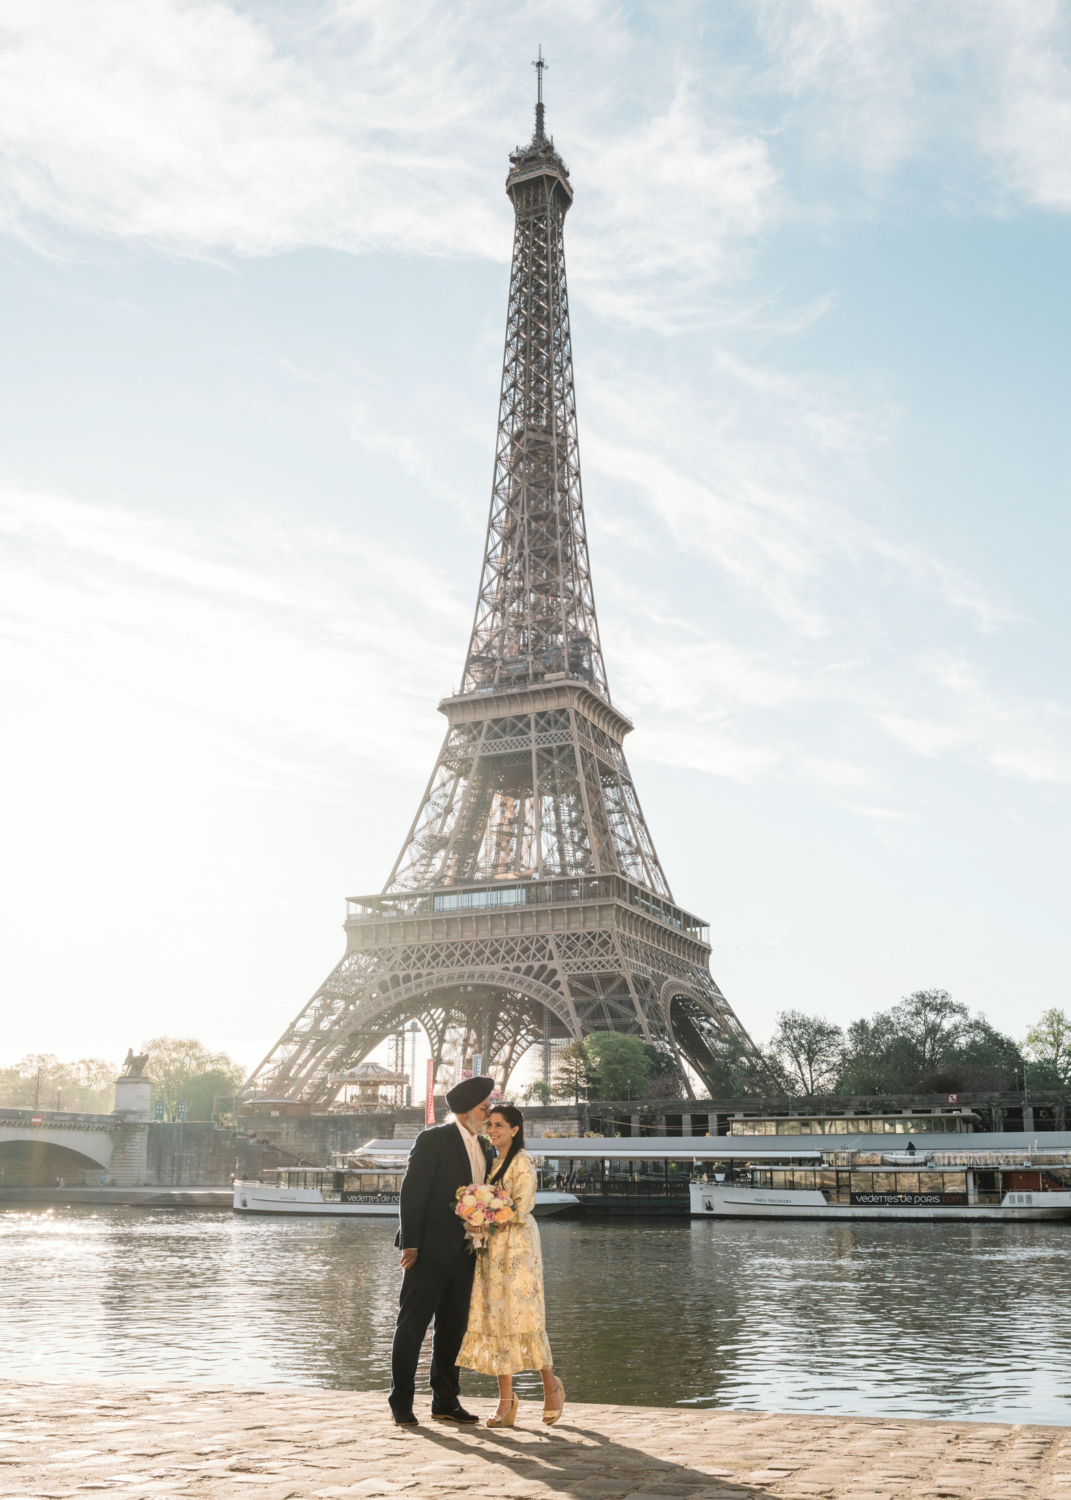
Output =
[{"x1": 488, "y1": 1105, "x2": 525, "y2": 1182}]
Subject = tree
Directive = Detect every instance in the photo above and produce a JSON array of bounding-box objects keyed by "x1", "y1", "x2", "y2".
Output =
[
  {"x1": 837, "y1": 990, "x2": 1023, "y2": 1094},
  {"x1": 522, "y1": 1081, "x2": 553, "y2": 1106},
  {"x1": 890, "y1": 990, "x2": 969, "y2": 1071},
  {"x1": 0, "y1": 1054, "x2": 117, "y2": 1112},
  {"x1": 583, "y1": 1032, "x2": 650, "y2": 1100},
  {"x1": 695, "y1": 1033, "x2": 775, "y2": 1098},
  {"x1": 140, "y1": 1036, "x2": 245, "y2": 1121},
  {"x1": 554, "y1": 1040, "x2": 594, "y2": 1102},
  {"x1": 642, "y1": 1044, "x2": 685, "y2": 1100},
  {"x1": 769, "y1": 1010, "x2": 844, "y2": 1096},
  {"x1": 1023, "y1": 1008, "x2": 1071, "y2": 1087}
]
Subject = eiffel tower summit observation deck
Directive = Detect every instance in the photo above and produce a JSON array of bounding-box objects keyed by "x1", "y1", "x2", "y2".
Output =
[{"x1": 243, "y1": 63, "x2": 761, "y2": 1107}]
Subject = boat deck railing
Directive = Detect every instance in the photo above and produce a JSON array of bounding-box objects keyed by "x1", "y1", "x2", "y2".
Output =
[{"x1": 557, "y1": 1180, "x2": 691, "y2": 1200}]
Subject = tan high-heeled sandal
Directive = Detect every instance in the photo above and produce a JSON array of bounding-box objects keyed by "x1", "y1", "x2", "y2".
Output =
[
  {"x1": 542, "y1": 1378, "x2": 565, "y2": 1425},
  {"x1": 486, "y1": 1392, "x2": 519, "y2": 1428}
]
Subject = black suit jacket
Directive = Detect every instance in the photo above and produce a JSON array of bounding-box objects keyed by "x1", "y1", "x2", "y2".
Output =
[{"x1": 397, "y1": 1123, "x2": 496, "y2": 1264}]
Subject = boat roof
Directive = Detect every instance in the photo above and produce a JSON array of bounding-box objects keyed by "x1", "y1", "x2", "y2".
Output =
[
  {"x1": 356, "y1": 1129, "x2": 1071, "y2": 1163},
  {"x1": 357, "y1": 1136, "x2": 821, "y2": 1161}
]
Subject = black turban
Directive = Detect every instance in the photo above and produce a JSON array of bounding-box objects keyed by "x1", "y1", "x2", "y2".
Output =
[{"x1": 445, "y1": 1076, "x2": 495, "y2": 1113}]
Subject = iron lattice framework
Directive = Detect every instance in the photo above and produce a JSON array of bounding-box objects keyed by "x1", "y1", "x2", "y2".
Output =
[{"x1": 244, "y1": 82, "x2": 761, "y2": 1105}]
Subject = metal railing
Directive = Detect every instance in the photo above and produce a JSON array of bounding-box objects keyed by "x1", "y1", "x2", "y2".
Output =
[{"x1": 562, "y1": 1179, "x2": 691, "y2": 1199}]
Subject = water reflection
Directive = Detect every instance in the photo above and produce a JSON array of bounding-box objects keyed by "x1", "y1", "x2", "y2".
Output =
[{"x1": 1, "y1": 1207, "x2": 1068, "y2": 1424}]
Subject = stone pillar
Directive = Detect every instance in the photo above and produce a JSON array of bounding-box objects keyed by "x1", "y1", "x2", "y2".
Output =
[
  {"x1": 110, "y1": 1122, "x2": 149, "y2": 1185},
  {"x1": 113, "y1": 1075, "x2": 152, "y2": 1119},
  {"x1": 111, "y1": 1073, "x2": 153, "y2": 1186},
  {"x1": 1022, "y1": 1104, "x2": 1034, "y2": 1136}
]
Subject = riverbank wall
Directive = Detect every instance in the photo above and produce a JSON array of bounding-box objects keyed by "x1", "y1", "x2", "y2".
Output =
[{"x1": 4, "y1": 1381, "x2": 1068, "y2": 1498}]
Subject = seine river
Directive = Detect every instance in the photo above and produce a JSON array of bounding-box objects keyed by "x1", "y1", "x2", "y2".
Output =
[{"x1": 2, "y1": 1207, "x2": 1069, "y2": 1424}]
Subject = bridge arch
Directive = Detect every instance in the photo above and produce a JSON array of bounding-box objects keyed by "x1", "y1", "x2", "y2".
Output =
[
  {"x1": 341, "y1": 966, "x2": 580, "y2": 1045},
  {"x1": 0, "y1": 1137, "x2": 111, "y2": 1188}
]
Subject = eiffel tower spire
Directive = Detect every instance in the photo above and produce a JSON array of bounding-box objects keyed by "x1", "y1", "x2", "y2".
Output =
[{"x1": 242, "y1": 75, "x2": 761, "y2": 1107}]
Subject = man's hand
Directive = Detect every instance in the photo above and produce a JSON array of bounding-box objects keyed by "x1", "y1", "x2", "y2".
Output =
[{"x1": 400, "y1": 1248, "x2": 418, "y2": 1270}]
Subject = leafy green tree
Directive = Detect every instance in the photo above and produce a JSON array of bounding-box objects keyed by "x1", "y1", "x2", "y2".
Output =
[
  {"x1": 140, "y1": 1036, "x2": 245, "y2": 1121},
  {"x1": 522, "y1": 1080, "x2": 553, "y2": 1106},
  {"x1": 770, "y1": 1010, "x2": 844, "y2": 1096},
  {"x1": 554, "y1": 1039, "x2": 595, "y2": 1102},
  {"x1": 837, "y1": 991, "x2": 1023, "y2": 1094},
  {"x1": 894, "y1": 990, "x2": 970, "y2": 1071},
  {"x1": 1023, "y1": 1008, "x2": 1071, "y2": 1087},
  {"x1": 642, "y1": 1044, "x2": 686, "y2": 1099},
  {"x1": 583, "y1": 1032, "x2": 650, "y2": 1100}
]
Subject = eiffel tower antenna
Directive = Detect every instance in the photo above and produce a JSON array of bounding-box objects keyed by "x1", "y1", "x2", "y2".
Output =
[
  {"x1": 243, "y1": 76, "x2": 763, "y2": 1108},
  {"x1": 533, "y1": 45, "x2": 547, "y2": 141}
]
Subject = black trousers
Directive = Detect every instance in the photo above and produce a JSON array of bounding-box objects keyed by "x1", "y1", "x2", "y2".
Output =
[{"x1": 389, "y1": 1247, "x2": 475, "y2": 1414}]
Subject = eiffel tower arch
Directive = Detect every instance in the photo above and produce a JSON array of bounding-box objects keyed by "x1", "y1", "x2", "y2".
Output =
[{"x1": 243, "y1": 68, "x2": 762, "y2": 1106}]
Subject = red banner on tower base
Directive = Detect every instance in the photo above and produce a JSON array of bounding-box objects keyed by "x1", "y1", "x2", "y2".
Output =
[{"x1": 425, "y1": 1059, "x2": 435, "y2": 1125}]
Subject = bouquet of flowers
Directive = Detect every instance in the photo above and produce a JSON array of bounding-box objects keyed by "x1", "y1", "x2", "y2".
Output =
[{"x1": 454, "y1": 1182, "x2": 514, "y2": 1252}]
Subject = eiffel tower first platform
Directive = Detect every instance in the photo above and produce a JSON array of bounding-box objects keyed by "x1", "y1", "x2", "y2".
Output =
[{"x1": 243, "y1": 68, "x2": 760, "y2": 1106}]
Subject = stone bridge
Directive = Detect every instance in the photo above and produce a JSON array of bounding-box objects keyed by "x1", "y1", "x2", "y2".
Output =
[{"x1": 0, "y1": 1109, "x2": 149, "y2": 1187}]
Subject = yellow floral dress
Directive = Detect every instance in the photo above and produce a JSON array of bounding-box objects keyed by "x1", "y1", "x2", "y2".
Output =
[{"x1": 457, "y1": 1151, "x2": 553, "y2": 1375}]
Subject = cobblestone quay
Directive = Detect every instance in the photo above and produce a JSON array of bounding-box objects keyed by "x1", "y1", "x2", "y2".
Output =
[{"x1": 3, "y1": 1385, "x2": 1068, "y2": 1499}]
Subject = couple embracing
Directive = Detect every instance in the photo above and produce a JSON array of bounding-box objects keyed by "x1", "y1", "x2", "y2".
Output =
[{"x1": 389, "y1": 1075, "x2": 564, "y2": 1429}]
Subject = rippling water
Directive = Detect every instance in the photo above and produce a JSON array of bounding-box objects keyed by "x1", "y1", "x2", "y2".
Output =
[{"x1": 2, "y1": 1207, "x2": 1068, "y2": 1423}]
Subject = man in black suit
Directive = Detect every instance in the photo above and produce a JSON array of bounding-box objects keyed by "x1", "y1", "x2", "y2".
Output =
[{"x1": 388, "y1": 1075, "x2": 496, "y2": 1426}]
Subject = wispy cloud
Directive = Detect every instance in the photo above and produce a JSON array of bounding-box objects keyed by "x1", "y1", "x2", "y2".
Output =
[
  {"x1": 759, "y1": 0, "x2": 1071, "y2": 215},
  {"x1": 569, "y1": 80, "x2": 781, "y2": 328},
  {"x1": 0, "y1": 0, "x2": 783, "y2": 335},
  {"x1": 583, "y1": 345, "x2": 1003, "y2": 642},
  {"x1": 0, "y1": 483, "x2": 468, "y2": 791}
]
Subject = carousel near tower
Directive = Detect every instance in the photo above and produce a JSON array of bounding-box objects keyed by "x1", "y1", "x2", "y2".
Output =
[{"x1": 243, "y1": 62, "x2": 761, "y2": 1107}]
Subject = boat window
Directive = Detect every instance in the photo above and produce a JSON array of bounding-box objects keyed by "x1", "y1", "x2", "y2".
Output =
[
  {"x1": 941, "y1": 1172, "x2": 967, "y2": 1192},
  {"x1": 919, "y1": 1172, "x2": 943, "y2": 1193},
  {"x1": 895, "y1": 1173, "x2": 920, "y2": 1193},
  {"x1": 871, "y1": 1172, "x2": 896, "y2": 1194}
]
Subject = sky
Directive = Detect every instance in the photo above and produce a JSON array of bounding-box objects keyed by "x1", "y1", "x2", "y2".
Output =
[{"x1": 1, "y1": 0, "x2": 1070, "y2": 1084}]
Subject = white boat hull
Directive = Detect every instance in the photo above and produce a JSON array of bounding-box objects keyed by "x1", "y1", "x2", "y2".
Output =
[
  {"x1": 690, "y1": 1184, "x2": 1071, "y2": 1221},
  {"x1": 233, "y1": 1185, "x2": 579, "y2": 1218}
]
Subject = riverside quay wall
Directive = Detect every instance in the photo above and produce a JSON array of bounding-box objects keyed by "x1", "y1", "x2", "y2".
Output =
[{"x1": 2, "y1": 1087, "x2": 1067, "y2": 1187}]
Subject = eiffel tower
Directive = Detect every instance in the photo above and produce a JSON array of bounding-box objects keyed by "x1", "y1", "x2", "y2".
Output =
[{"x1": 243, "y1": 61, "x2": 759, "y2": 1106}]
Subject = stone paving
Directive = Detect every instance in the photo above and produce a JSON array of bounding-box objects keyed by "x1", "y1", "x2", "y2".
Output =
[{"x1": 1, "y1": 1385, "x2": 1068, "y2": 1500}]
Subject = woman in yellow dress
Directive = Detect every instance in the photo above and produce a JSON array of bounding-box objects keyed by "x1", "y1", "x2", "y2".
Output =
[{"x1": 457, "y1": 1105, "x2": 565, "y2": 1427}]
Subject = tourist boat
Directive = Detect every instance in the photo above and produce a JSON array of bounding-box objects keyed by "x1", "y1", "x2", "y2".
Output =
[
  {"x1": 689, "y1": 1147, "x2": 1071, "y2": 1221},
  {"x1": 233, "y1": 1144, "x2": 579, "y2": 1219}
]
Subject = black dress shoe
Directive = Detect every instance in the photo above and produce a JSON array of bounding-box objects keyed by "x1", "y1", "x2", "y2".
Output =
[
  {"x1": 431, "y1": 1405, "x2": 479, "y2": 1425},
  {"x1": 392, "y1": 1409, "x2": 419, "y2": 1426}
]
